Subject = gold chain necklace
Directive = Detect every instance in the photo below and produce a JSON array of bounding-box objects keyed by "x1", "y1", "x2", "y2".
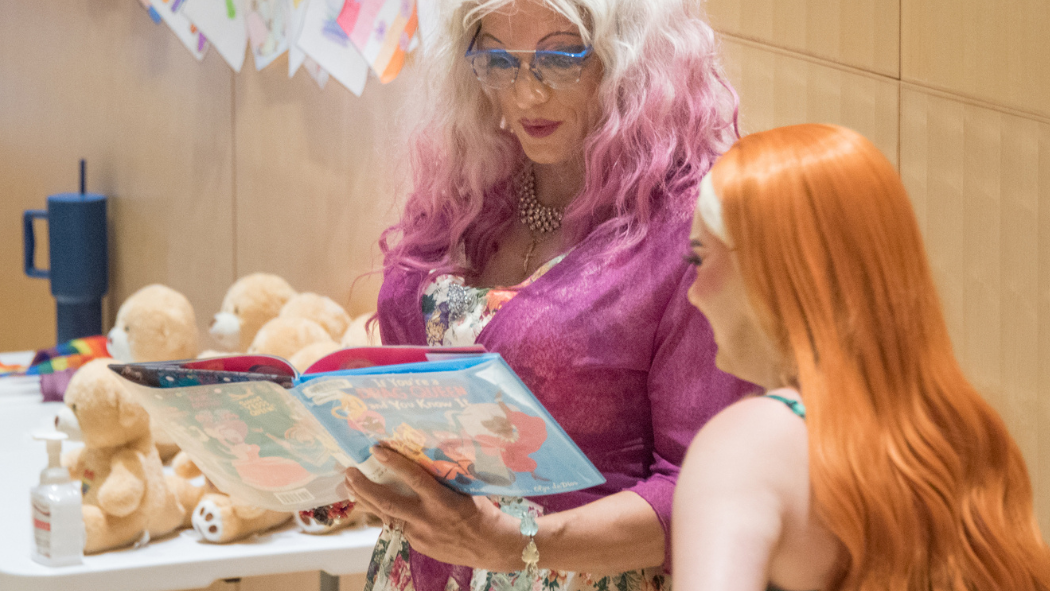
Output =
[{"x1": 517, "y1": 168, "x2": 564, "y2": 275}]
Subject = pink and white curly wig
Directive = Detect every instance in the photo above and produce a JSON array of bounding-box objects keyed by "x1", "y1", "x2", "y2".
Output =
[{"x1": 381, "y1": 0, "x2": 739, "y2": 278}]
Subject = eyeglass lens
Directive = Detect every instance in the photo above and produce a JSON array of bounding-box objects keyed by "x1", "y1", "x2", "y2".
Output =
[{"x1": 470, "y1": 49, "x2": 588, "y2": 89}]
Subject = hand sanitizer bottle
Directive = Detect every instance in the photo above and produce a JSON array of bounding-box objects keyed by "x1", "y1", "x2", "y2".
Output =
[{"x1": 31, "y1": 431, "x2": 85, "y2": 566}]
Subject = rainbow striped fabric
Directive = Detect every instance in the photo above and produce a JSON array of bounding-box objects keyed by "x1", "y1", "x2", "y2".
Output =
[{"x1": 0, "y1": 335, "x2": 110, "y2": 377}]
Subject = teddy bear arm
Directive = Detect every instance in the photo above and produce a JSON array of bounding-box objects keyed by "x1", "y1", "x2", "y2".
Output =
[
  {"x1": 61, "y1": 447, "x2": 82, "y2": 473},
  {"x1": 171, "y1": 451, "x2": 203, "y2": 479},
  {"x1": 230, "y1": 499, "x2": 269, "y2": 520},
  {"x1": 96, "y1": 450, "x2": 147, "y2": 517}
]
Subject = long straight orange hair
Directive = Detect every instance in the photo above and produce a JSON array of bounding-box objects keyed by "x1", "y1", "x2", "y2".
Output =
[{"x1": 709, "y1": 124, "x2": 1050, "y2": 591}]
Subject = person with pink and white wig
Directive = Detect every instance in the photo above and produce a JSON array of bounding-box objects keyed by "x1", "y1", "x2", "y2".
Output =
[{"x1": 343, "y1": 1, "x2": 754, "y2": 591}]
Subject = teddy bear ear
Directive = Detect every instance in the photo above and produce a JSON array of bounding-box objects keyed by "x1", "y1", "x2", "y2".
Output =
[{"x1": 118, "y1": 393, "x2": 150, "y2": 432}]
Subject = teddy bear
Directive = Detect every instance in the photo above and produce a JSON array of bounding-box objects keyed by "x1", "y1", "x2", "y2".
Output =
[
  {"x1": 247, "y1": 316, "x2": 334, "y2": 360},
  {"x1": 107, "y1": 284, "x2": 199, "y2": 364},
  {"x1": 56, "y1": 359, "x2": 203, "y2": 553},
  {"x1": 106, "y1": 283, "x2": 200, "y2": 463},
  {"x1": 253, "y1": 292, "x2": 358, "y2": 366},
  {"x1": 289, "y1": 340, "x2": 342, "y2": 373},
  {"x1": 341, "y1": 312, "x2": 382, "y2": 348},
  {"x1": 179, "y1": 449, "x2": 365, "y2": 541},
  {"x1": 279, "y1": 292, "x2": 352, "y2": 342},
  {"x1": 170, "y1": 452, "x2": 293, "y2": 543},
  {"x1": 210, "y1": 273, "x2": 297, "y2": 352},
  {"x1": 171, "y1": 451, "x2": 365, "y2": 541}
]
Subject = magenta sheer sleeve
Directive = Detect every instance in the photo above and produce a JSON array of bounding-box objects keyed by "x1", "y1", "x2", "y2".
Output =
[{"x1": 626, "y1": 262, "x2": 757, "y2": 571}]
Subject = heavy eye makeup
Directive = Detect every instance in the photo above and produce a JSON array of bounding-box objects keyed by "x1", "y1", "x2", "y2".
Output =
[
  {"x1": 684, "y1": 240, "x2": 705, "y2": 267},
  {"x1": 537, "y1": 32, "x2": 586, "y2": 53}
]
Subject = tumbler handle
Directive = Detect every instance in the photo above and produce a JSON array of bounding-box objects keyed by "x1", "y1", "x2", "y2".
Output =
[{"x1": 23, "y1": 209, "x2": 49, "y2": 279}]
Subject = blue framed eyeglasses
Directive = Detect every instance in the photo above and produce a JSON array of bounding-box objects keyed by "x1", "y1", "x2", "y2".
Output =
[{"x1": 465, "y1": 34, "x2": 593, "y2": 90}]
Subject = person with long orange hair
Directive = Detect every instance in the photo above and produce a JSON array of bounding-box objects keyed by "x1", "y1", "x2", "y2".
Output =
[{"x1": 672, "y1": 123, "x2": 1050, "y2": 591}]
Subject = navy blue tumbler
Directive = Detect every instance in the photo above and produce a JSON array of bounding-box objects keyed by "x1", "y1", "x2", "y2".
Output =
[{"x1": 23, "y1": 190, "x2": 109, "y2": 343}]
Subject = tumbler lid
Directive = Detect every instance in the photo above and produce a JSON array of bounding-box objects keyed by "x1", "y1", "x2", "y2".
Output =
[{"x1": 48, "y1": 192, "x2": 106, "y2": 204}]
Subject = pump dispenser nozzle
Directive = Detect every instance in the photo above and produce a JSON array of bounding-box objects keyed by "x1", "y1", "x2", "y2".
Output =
[{"x1": 32, "y1": 430, "x2": 71, "y2": 486}]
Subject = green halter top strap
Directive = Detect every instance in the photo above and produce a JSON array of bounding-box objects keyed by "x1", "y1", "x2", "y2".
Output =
[
  {"x1": 764, "y1": 393, "x2": 806, "y2": 420},
  {"x1": 763, "y1": 393, "x2": 812, "y2": 591}
]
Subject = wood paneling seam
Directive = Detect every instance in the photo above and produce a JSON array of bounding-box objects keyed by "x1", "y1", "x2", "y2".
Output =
[
  {"x1": 717, "y1": 31, "x2": 902, "y2": 85},
  {"x1": 713, "y1": 29, "x2": 901, "y2": 82},
  {"x1": 231, "y1": 70, "x2": 238, "y2": 283},
  {"x1": 899, "y1": 79, "x2": 1050, "y2": 125}
]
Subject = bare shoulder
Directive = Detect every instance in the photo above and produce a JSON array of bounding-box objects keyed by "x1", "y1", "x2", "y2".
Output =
[
  {"x1": 681, "y1": 388, "x2": 809, "y2": 489},
  {"x1": 673, "y1": 389, "x2": 814, "y2": 591}
]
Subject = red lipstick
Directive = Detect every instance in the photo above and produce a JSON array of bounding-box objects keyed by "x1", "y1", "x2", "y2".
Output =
[{"x1": 520, "y1": 118, "x2": 562, "y2": 138}]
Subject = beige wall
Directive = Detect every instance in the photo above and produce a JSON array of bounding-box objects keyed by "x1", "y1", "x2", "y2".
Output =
[
  {"x1": 1, "y1": 0, "x2": 1048, "y2": 580},
  {"x1": 708, "y1": 0, "x2": 1050, "y2": 539},
  {"x1": 0, "y1": 1, "x2": 408, "y2": 353}
]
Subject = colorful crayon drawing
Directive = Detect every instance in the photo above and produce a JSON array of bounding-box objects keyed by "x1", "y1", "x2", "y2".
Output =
[
  {"x1": 182, "y1": 0, "x2": 248, "y2": 72},
  {"x1": 336, "y1": 0, "x2": 417, "y2": 83},
  {"x1": 296, "y1": 0, "x2": 369, "y2": 95},
  {"x1": 150, "y1": 0, "x2": 210, "y2": 61},
  {"x1": 246, "y1": 0, "x2": 289, "y2": 70}
]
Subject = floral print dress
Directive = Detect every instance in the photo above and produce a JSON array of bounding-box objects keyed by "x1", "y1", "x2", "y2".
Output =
[{"x1": 364, "y1": 254, "x2": 669, "y2": 591}]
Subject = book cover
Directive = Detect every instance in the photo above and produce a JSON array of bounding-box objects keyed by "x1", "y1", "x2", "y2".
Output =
[{"x1": 113, "y1": 348, "x2": 604, "y2": 512}]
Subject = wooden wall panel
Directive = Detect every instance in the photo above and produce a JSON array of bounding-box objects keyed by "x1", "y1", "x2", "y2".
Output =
[
  {"x1": 1042, "y1": 123, "x2": 1050, "y2": 544},
  {"x1": 0, "y1": 0, "x2": 234, "y2": 351},
  {"x1": 902, "y1": 0, "x2": 1050, "y2": 119},
  {"x1": 900, "y1": 87, "x2": 1050, "y2": 536},
  {"x1": 706, "y1": 0, "x2": 899, "y2": 77},
  {"x1": 720, "y1": 37, "x2": 900, "y2": 167},
  {"x1": 230, "y1": 59, "x2": 416, "y2": 337}
]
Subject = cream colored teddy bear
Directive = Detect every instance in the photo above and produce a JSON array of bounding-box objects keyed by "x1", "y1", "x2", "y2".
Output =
[
  {"x1": 341, "y1": 313, "x2": 382, "y2": 348},
  {"x1": 171, "y1": 453, "x2": 292, "y2": 543},
  {"x1": 106, "y1": 284, "x2": 200, "y2": 463},
  {"x1": 107, "y1": 284, "x2": 198, "y2": 363},
  {"x1": 280, "y1": 292, "x2": 352, "y2": 342},
  {"x1": 210, "y1": 273, "x2": 297, "y2": 352},
  {"x1": 288, "y1": 341, "x2": 342, "y2": 373},
  {"x1": 248, "y1": 316, "x2": 334, "y2": 360},
  {"x1": 57, "y1": 359, "x2": 202, "y2": 553},
  {"x1": 173, "y1": 452, "x2": 365, "y2": 540},
  {"x1": 248, "y1": 291, "x2": 355, "y2": 365}
]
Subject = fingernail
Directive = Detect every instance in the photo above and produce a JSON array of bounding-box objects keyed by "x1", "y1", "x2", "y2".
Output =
[{"x1": 372, "y1": 446, "x2": 389, "y2": 461}]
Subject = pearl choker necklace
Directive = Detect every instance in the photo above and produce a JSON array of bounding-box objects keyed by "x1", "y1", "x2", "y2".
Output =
[{"x1": 517, "y1": 168, "x2": 564, "y2": 234}]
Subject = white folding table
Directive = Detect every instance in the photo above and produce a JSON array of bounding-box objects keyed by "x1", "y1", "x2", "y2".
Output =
[{"x1": 0, "y1": 352, "x2": 380, "y2": 591}]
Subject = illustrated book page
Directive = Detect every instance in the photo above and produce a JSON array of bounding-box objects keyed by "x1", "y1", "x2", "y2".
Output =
[{"x1": 113, "y1": 349, "x2": 604, "y2": 512}]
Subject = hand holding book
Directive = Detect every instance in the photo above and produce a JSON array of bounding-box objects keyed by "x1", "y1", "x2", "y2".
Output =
[{"x1": 343, "y1": 444, "x2": 528, "y2": 572}]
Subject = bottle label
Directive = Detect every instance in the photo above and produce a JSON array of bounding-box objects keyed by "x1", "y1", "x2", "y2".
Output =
[{"x1": 32, "y1": 500, "x2": 52, "y2": 557}]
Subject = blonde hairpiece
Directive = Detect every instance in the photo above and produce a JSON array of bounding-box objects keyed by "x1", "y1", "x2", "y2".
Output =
[{"x1": 697, "y1": 173, "x2": 730, "y2": 245}]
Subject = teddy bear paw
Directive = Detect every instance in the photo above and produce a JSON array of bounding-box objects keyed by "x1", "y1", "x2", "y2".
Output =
[{"x1": 192, "y1": 498, "x2": 225, "y2": 543}]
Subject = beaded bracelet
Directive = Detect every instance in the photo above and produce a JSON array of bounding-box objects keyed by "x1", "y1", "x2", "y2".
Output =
[{"x1": 504, "y1": 504, "x2": 539, "y2": 578}]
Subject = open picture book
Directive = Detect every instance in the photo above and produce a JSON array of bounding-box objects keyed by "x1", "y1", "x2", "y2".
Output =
[{"x1": 110, "y1": 346, "x2": 604, "y2": 512}]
